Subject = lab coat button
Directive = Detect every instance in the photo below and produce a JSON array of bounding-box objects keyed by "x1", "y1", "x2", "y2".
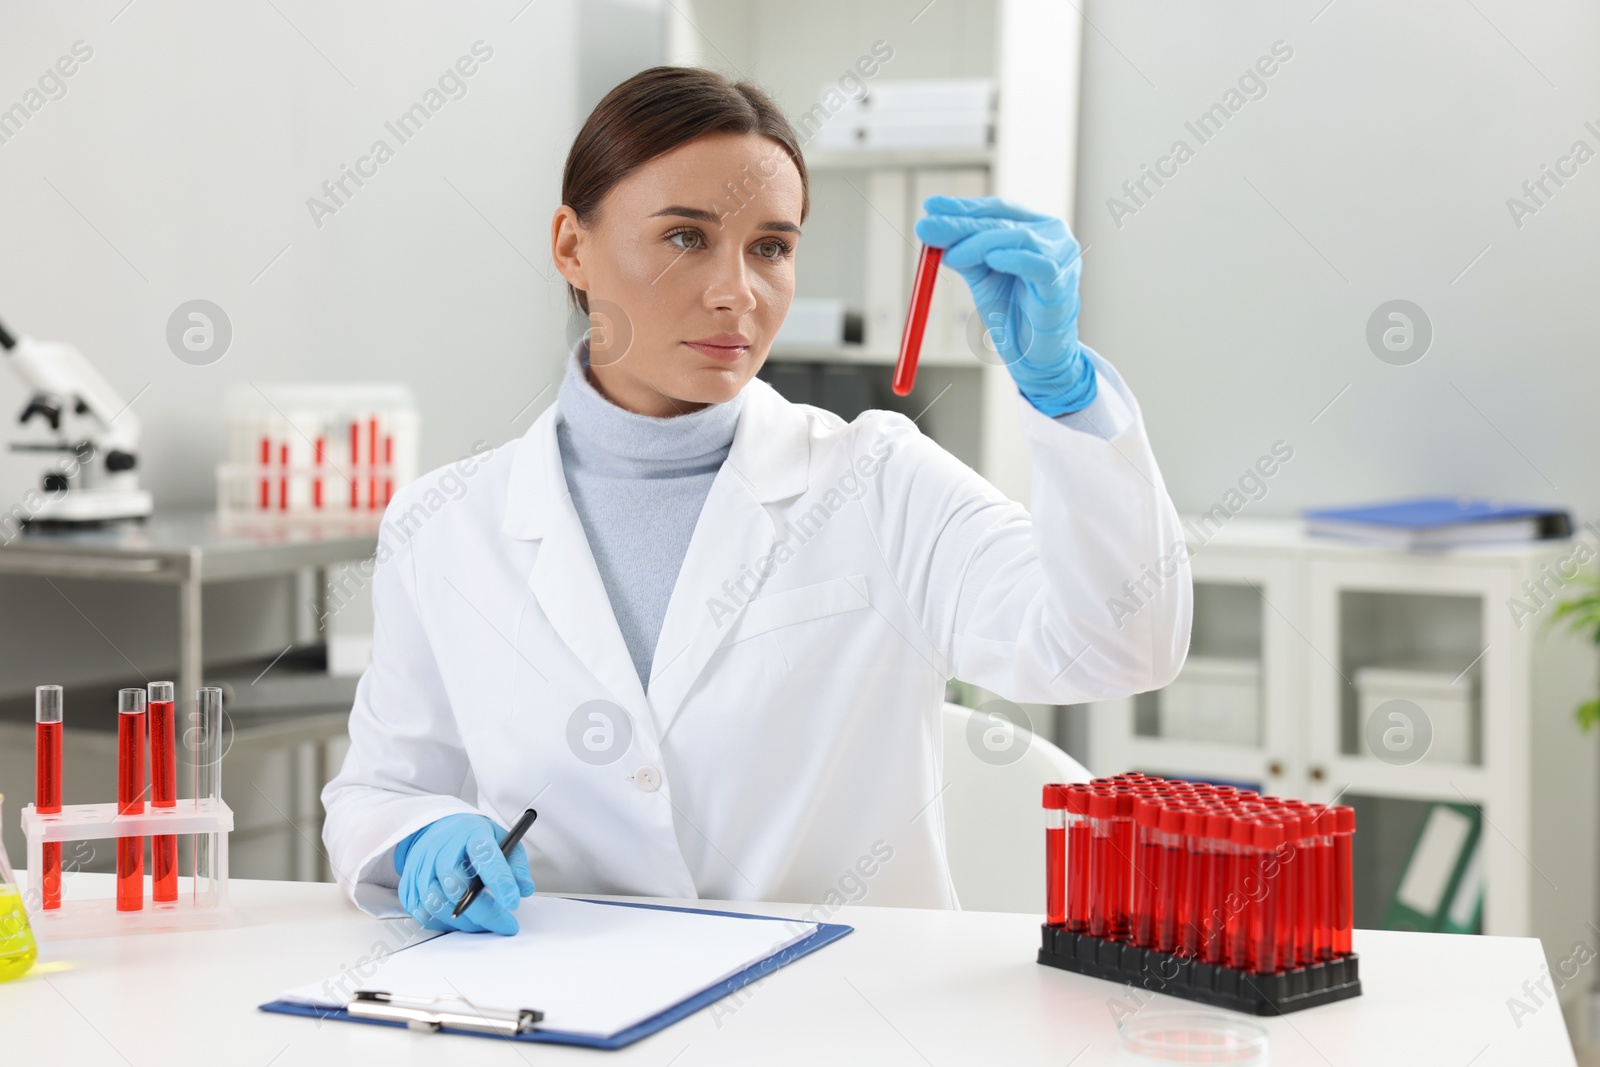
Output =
[{"x1": 633, "y1": 765, "x2": 661, "y2": 792}]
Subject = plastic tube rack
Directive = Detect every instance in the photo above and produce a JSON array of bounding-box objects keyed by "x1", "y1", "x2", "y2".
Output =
[
  {"x1": 20, "y1": 798, "x2": 233, "y2": 940},
  {"x1": 1037, "y1": 773, "x2": 1361, "y2": 1015}
]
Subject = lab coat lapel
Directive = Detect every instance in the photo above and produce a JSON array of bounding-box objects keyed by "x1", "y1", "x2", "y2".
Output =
[
  {"x1": 501, "y1": 403, "x2": 654, "y2": 742},
  {"x1": 646, "y1": 378, "x2": 811, "y2": 737}
]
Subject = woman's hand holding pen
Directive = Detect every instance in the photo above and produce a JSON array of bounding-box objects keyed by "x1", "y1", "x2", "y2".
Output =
[
  {"x1": 394, "y1": 814, "x2": 537, "y2": 936},
  {"x1": 913, "y1": 195, "x2": 1097, "y2": 416}
]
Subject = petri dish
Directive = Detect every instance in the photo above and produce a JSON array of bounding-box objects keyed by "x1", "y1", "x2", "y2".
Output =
[{"x1": 1117, "y1": 1010, "x2": 1269, "y2": 1066}]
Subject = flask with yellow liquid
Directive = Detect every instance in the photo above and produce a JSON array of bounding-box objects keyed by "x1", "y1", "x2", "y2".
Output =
[{"x1": 0, "y1": 793, "x2": 38, "y2": 981}]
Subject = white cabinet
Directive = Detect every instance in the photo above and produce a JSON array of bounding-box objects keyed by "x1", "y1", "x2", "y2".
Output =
[{"x1": 1088, "y1": 518, "x2": 1598, "y2": 973}]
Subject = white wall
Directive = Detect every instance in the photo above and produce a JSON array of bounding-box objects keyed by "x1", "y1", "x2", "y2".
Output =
[
  {"x1": 1074, "y1": 1, "x2": 1600, "y2": 520},
  {"x1": 0, "y1": 0, "x2": 580, "y2": 693}
]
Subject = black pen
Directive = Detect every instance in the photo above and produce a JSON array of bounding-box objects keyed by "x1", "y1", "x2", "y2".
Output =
[{"x1": 452, "y1": 807, "x2": 538, "y2": 919}]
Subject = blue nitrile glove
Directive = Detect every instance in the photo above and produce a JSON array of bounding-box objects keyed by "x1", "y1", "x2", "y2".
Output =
[
  {"x1": 913, "y1": 195, "x2": 1097, "y2": 416},
  {"x1": 393, "y1": 814, "x2": 536, "y2": 935}
]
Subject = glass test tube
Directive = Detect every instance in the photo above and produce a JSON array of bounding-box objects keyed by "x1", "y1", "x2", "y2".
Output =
[
  {"x1": 1272, "y1": 814, "x2": 1300, "y2": 970},
  {"x1": 1285, "y1": 806, "x2": 1317, "y2": 968},
  {"x1": 1131, "y1": 796, "x2": 1162, "y2": 948},
  {"x1": 116, "y1": 688, "x2": 146, "y2": 911},
  {"x1": 1203, "y1": 811, "x2": 1231, "y2": 965},
  {"x1": 1331, "y1": 805, "x2": 1355, "y2": 957},
  {"x1": 192, "y1": 687, "x2": 224, "y2": 906},
  {"x1": 148, "y1": 682, "x2": 178, "y2": 903},
  {"x1": 1180, "y1": 809, "x2": 1210, "y2": 958},
  {"x1": 1086, "y1": 792, "x2": 1119, "y2": 939},
  {"x1": 1043, "y1": 785, "x2": 1067, "y2": 927},
  {"x1": 1250, "y1": 820, "x2": 1285, "y2": 974},
  {"x1": 1110, "y1": 792, "x2": 1135, "y2": 939},
  {"x1": 1314, "y1": 807, "x2": 1336, "y2": 962},
  {"x1": 1155, "y1": 805, "x2": 1186, "y2": 953},
  {"x1": 35, "y1": 686, "x2": 63, "y2": 910},
  {"x1": 1065, "y1": 787, "x2": 1092, "y2": 934},
  {"x1": 1226, "y1": 816, "x2": 1255, "y2": 970}
]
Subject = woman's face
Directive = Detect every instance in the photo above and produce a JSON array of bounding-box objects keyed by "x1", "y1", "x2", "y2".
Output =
[{"x1": 552, "y1": 132, "x2": 805, "y2": 417}]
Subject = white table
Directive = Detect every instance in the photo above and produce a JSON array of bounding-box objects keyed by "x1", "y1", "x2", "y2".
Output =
[{"x1": 2, "y1": 871, "x2": 1576, "y2": 1066}]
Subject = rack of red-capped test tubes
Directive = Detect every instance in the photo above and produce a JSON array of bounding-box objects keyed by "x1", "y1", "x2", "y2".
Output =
[{"x1": 1038, "y1": 774, "x2": 1361, "y2": 1015}]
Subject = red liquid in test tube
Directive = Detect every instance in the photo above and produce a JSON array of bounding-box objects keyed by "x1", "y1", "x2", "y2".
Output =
[
  {"x1": 35, "y1": 685, "x2": 63, "y2": 909},
  {"x1": 1110, "y1": 792, "x2": 1134, "y2": 939},
  {"x1": 384, "y1": 435, "x2": 394, "y2": 505},
  {"x1": 1202, "y1": 811, "x2": 1231, "y2": 964},
  {"x1": 1131, "y1": 796, "x2": 1162, "y2": 947},
  {"x1": 1227, "y1": 816, "x2": 1255, "y2": 970},
  {"x1": 258, "y1": 437, "x2": 271, "y2": 510},
  {"x1": 1065, "y1": 787, "x2": 1091, "y2": 934},
  {"x1": 116, "y1": 688, "x2": 146, "y2": 912},
  {"x1": 278, "y1": 443, "x2": 289, "y2": 511},
  {"x1": 1332, "y1": 806, "x2": 1355, "y2": 956},
  {"x1": 314, "y1": 436, "x2": 325, "y2": 509},
  {"x1": 148, "y1": 681, "x2": 177, "y2": 903},
  {"x1": 1155, "y1": 805, "x2": 1185, "y2": 953},
  {"x1": 1314, "y1": 807, "x2": 1336, "y2": 962},
  {"x1": 349, "y1": 422, "x2": 360, "y2": 508},
  {"x1": 1180, "y1": 809, "x2": 1209, "y2": 958},
  {"x1": 1250, "y1": 820, "x2": 1285, "y2": 974},
  {"x1": 891, "y1": 245, "x2": 941, "y2": 397},
  {"x1": 368, "y1": 416, "x2": 379, "y2": 509},
  {"x1": 1087, "y1": 792, "x2": 1119, "y2": 939},
  {"x1": 1043, "y1": 785, "x2": 1067, "y2": 927},
  {"x1": 1284, "y1": 806, "x2": 1316, "y2": 968}
]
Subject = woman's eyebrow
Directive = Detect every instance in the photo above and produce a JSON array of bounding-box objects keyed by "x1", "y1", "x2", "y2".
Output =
[{"x1": 650, "y1": 205, "x2": 800, "y2": 235}]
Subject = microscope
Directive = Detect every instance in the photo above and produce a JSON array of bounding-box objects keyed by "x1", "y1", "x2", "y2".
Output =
[{"x1": 0, "y1": 315, "x2": 152, "y2": 524}]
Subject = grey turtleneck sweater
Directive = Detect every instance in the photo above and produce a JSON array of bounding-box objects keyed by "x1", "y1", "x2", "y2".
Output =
[{"x1": 556, "y1": 341, "x2": 745, "y2": 687}]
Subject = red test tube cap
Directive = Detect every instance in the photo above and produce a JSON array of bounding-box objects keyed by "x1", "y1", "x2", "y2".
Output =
[
  {"x1": 1134, "y1": 796, "x2": 1163, "y2": 828},
  {"x1": 1043, "y1": 784, "x2": 1069, "y2": 809},
  {"x1": 1334, "y1": 805, "x2": 1356, "y2": 834},
  {"x1": 1252, "y1": 821, "x2": 1285, "y2": 849}
]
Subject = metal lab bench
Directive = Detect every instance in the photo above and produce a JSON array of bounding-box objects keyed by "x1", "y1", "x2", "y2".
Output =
[{"x1": 0, "y1": 510, "x2": 377, "y2": 711}]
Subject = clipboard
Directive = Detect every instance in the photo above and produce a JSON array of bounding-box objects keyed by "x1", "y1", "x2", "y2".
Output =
[{"x1": 259, "y1": 899, "x2": 853, "y2": 1049}]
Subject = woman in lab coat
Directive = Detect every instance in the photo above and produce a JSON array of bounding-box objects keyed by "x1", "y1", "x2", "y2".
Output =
[{"x1": 321, "y1": 66, "x2": 1192, "y2": 934}]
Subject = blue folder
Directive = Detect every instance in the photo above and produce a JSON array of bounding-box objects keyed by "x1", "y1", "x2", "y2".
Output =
[{"x1": 259, "y1": 899, "x2": 853, "y2": 1049}]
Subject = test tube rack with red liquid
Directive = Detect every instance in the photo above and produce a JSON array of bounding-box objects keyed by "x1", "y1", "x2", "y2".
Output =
[
  {"x1": 217, "y1": 384, "x2": 419, "y2": 524},
  {"x1": 1038, "y1": 774, "x2": 1361, "y2": 1015},
  {"x1": 19, "y1": 684, "x2": 235, "y2": 940}
]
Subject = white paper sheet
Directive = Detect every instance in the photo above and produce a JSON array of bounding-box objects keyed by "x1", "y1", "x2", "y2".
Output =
[{"x1": 276, "y1": 896, "x2": 817, "y2": 1038}]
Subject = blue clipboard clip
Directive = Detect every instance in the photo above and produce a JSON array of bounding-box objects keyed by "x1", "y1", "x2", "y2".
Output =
[{"x1": 348, "y1": 989, "x2": 543, "y2": 1036}]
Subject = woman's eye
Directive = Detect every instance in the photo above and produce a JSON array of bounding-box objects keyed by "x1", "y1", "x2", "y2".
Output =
[
  {"x1": 667, "y1": 229, "x2": 703, "y2": 251},
  {"x1": 755, "y1": 239, "x2": 792, "y2": 260}
]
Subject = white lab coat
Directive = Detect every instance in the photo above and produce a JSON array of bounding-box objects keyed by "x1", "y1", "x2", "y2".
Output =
[{"x1": 321, "y1": 348, "x2": 1192, "y2": 917}]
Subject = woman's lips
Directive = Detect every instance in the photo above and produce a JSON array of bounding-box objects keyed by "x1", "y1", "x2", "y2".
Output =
[{"x1": 683, "y1": 340, "x2": 749, "y2": 362}]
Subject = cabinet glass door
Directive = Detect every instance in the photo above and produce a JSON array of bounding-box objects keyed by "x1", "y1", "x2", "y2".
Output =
[{"x1": 1089, "y1": 551, "x2": 1296, "y2": 793}]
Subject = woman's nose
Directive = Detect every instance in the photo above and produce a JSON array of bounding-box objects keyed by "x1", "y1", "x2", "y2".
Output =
[{"x1": 701, "y1": 249, "x2": 758, "y2": 316}]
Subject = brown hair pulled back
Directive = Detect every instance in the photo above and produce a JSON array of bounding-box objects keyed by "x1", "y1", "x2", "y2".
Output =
[{"x1": 561, "y1": 66, "x2": 809, "y2": 314}]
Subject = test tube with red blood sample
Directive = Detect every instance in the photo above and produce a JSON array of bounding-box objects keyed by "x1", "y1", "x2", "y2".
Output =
[
  {"x1": 1043, "y1": 785, "x2": 1067, "y2": 927},
  {"x1": 1065, "y1": 786, "x2": 1092, "y2": 934},
  {"x1": 148, "y1": 681, "x2": 178, "y2": 903},
  {"x1": 1331, "y1": 805, "x2": 1356, "y2": 957},
  {"x1": 35, "y1": 685, "x2": 63, "y2": 909},
  {"x1": 116, "y1": 688, "x2": 146, "y2": 911},
  {"x1": 891, "y1": 245, "x2": 942, "y2": 397}
]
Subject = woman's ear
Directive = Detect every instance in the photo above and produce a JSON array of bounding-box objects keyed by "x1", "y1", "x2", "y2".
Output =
[{"x1": 550, "y1": 205, "x2": 589, "y2": 292}]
